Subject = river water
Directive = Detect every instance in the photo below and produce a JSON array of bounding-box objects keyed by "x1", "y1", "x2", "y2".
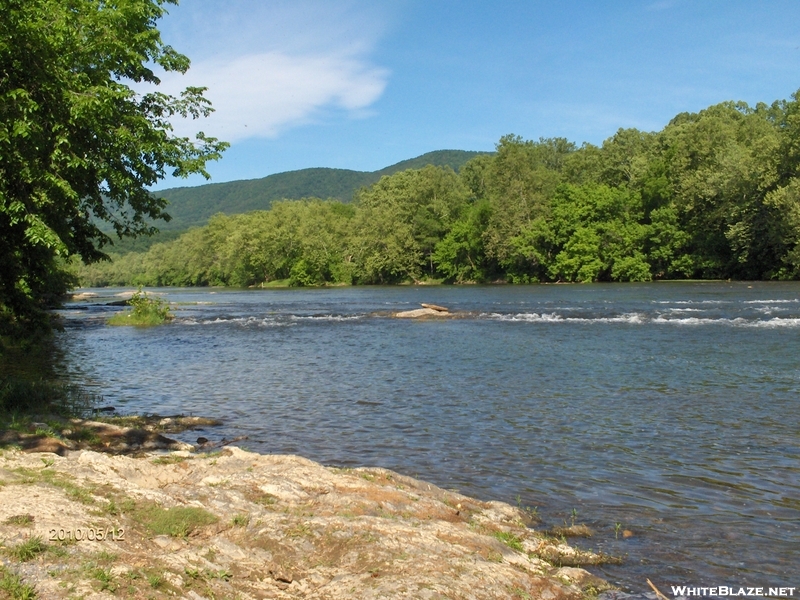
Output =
[{"x1": 56, "y1": 282, "x2": 800, "y2": 591}]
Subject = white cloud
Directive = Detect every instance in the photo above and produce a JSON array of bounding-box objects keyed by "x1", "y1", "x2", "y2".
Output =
[
  {"x1": 155, "y1": 51, "x2": 388, "y2": 142},
  {"x1": 143, "y1": 0, "x2": 392, "y2": 143}
]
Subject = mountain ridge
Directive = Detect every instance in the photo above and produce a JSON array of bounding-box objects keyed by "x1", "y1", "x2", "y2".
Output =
[
  {"x1": 153, "y1": 149, "x2": 487, "y2": 232},
  {"x1": 104, "y1": 149, "x2": 487, "y2": 254}
]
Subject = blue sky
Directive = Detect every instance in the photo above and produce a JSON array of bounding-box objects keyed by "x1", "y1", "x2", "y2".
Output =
[{"x1": 150, "y1": 0, "x2": 800, "y2": 190}]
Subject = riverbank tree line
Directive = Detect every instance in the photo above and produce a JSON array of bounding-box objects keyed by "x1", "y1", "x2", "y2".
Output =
[{"x1": 80, "y1": 91, "x2": 800, "y2": 287}]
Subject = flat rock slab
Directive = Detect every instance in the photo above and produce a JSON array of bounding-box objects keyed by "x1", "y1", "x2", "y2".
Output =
[
  {"x1": 0, "y1": 447, "x2": 611, "y2": 599},
  {"x1": 420, "y1": 303, "x2": 449, "y2": 312},
  {"x1": 394, "y1": 308, "x2": 454, "y2": 318}
]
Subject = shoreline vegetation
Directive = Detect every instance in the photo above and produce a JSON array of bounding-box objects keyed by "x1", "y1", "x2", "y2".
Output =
[
  {"x1": 0, "y1": 408, "x2": 618, "y2": 599},
  {"x1": 79, "y1": 89, "x2": 800, "y2": 291},
  {"x1": 106, "y1": 289, "x2": 173, "y2": 327}
]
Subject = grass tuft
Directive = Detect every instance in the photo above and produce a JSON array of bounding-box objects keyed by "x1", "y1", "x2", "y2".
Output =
[
  {"x1": 134, "y1": 504, "x2": 217, "y2": 538},
  {"x1": 492, "y1": 530, "x2": 524, "y2": 552},
  {"x1": 0, "y1": 565, "x2": 37, "y2": 599},
  {"x1": 147, "y1": 573, "x2": 162, "y2": 589},
  {"x1": 151, "y1": 455, "x2": 192, "y2": 465},
  {"x1": 88, "y1": 566, "x2": 116, "y2": 592},
  {"x1": 4, "y1": 515, "x2": 34, "y2": 526},
  {"x1": 5, "y1": 536, "x2": 47, "y2": 562},
  {"x1": 231, "y1": 513, "x2": 249, "y2": 527},
  {"x1": 13, "y1": 467, "x2": 96, "y2": 505}
]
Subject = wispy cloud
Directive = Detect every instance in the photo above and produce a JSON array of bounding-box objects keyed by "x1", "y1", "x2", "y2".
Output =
[
  {"x1": 147, "y1": 1, "x2": 391, "y2": 142},
  {"x1": 156, "y1": 51, "x2": 388, "y2": 142}
]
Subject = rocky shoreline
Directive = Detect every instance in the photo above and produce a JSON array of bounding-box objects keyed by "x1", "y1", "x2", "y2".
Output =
[{"x1": 0, "y1": 419, "x2": 615, "y2": 599}]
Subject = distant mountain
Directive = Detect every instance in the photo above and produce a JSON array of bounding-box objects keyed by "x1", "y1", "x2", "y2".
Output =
[
  {"x1": 102, "y1": 149, "x2": 487, "y2": 254},
  {"x1": 151, "y1": 150, "x2": 487, "y2": 232}
]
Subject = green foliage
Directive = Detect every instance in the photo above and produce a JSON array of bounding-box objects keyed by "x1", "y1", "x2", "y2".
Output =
[
  {"x1": 0, "y1": 377, "x2": 98, "y2": 420},
  {"x1": 107, "y1": 288, "x2": 172, "y2": 327},
  {"x1": 480, "y1": 136, "x2": 571, "y2": 266},
  {"x1": 134, "y1": 505, "x2": 217, "y2": 538},
  {"x1": 4, "y1": 536, "x2": 47, "y2": 562},
  {"x1": 148, "y1": 150, "x2": 486, "y2": 233},
  {"x1": 4, "y1": 514, "x2": 34, "y2": 526},
  {"x1": 547, "y1": 184, "x2": 651, "y2": 282},
  {"x1": 88, "y1": 566, "x2": 116, "y2": 593},
  {"x1": 231, "y1": 514, "x2": 250, "y2": 527},
  {"x1": 0, "y1": 0, "x2": 227, "y2": 336},
  {"x1": 433, "y1": 200, "x2": 491, "y2": 282},
  {"x1": 351, "y1": 165, "x2": 470, "y2": 282},
  {"x1": 77, "y1": 89, "x2": 800, "y2": 287},
  {"x1": 0, "y1": 565, "x2": 37, "y2": 600},
  {"x1": 492, "y1": 530, "x2": 524, "y2": 552}
]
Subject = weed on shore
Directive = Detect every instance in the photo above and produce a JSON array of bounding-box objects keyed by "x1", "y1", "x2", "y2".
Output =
[{"x1": 0, "y1": 565, "x2": 37, "y2": 599}]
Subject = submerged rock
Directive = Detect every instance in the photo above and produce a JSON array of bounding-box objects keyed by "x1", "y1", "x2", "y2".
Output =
[{"x1": 549, "y1": 524, "x2": 595, "y2": 538}]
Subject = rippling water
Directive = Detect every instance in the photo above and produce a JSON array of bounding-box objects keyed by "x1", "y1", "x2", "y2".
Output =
[{"x1": 57, "y1": 282, "x2": 800, "y2": 590}]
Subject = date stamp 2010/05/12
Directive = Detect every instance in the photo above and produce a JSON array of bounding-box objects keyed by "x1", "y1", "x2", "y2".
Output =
[{"x1": 48, "y1": 527, "x2": 124, "y2": 542}]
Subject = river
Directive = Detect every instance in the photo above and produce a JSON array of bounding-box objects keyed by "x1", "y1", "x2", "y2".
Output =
[{"x1": 57, "y1": 282, "x2": 800, "y2": 591}]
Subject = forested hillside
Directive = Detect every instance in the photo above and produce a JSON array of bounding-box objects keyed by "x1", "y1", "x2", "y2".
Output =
[
  {"x1": 102, "y1": 150, "x2": 485, "y2": 255},
  {"x1": 146, "y1": 150, "x2": 486, "y2": 232},
  {"x1": 81, "y1": 91, "x2": 800, "y2": 287}
]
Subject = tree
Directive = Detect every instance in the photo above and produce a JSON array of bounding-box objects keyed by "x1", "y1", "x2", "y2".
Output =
[
  {"x1": 433, "y1": 200, "x2": 491, "y2": 282},
  {"x1": 0, "y1": 0, "x2": 227, "y2": 335},
  {"x1": 350, "y1": 166, "x2": 469, "y2": 283},
  {"x1": 478, "y1": 136, "x2": 571, "y2": 266},
  {"x1": 548, "y1": 184, "x2": 651, "y2": 282},
  {"x1": 656, "y1": 101, "x2": 782, "y2": 278}
]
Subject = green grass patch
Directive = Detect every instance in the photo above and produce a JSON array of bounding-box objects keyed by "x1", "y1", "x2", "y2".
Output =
[
  {"x1": 4, "y1": 536, "x2": 47, "y2": 562},
  {"x1": 107, "y1": 288, "x2": 172, "y2": 327},
  {"x1": 87, "y1": 566, "x2": 116, "y2": 592},
  {"x1": 231, "y1": 513, "x2": 249, "y2": 527},
  {"x1": 83, "y1": 552, "x2": 119, "y2": 592},
  {"x1": 89, "y1": 550, "x2": 117, "y2": 564},
  {"x1": 492, "y1": 530, "x2": 524, "y2": 552},
  {"x1": 151, "y1": 455, "x2": 193, "y2": 465},
  {"x1": 12, "y1": 467, "x2": 96, "y2": 505},
  {"x1": 4, "y1": 515, "x2": 34, "y2": 526},
  {"x1": 64, "y1": 427, "x2": 101, "y2": 445},
  {"x1": 45, "y1": 545, "x2": 69, "y2": 559},
  {"x1": 261, "y1": 278, "x2": 291, "y2": 288},
  {"x1": 97, "y1": 496, "x2": 134, "y2": 517},
  {"x1": 0, "y1": 565, "x2": 37, "y2": 599},
  {"x1": 133, "y1": 504, "x2": 217, "y2": 538},
  {"x1": 147, "y1": 573, "x2": 163, "y2": 589},
  {"x1": 205, "y1": 568, "x2": 232, "y2": 581}
]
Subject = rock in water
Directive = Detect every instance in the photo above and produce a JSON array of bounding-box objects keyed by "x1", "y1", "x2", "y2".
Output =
[
  {"x1": 420, "y1": 303, "x2": 448, "y2": 312},
  {"x1": 394, "y1": 308, "x2": 448, "y2": 318}
]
